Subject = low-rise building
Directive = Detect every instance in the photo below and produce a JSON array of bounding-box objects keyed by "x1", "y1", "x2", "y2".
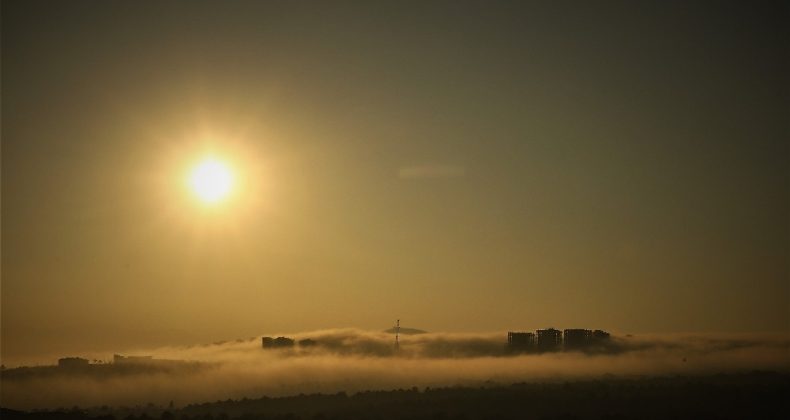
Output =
[
  {"x1": 113, "y1": 354, "x2": 154, "y2": 364},
  {"x1": 262, "y1": 336, "x2": 295, "y2": 348},
  {"x1": 58, "y1": 357, "x2": 89, "y2": 368},
  {"x1": 298, "y1": 338, "x2": 317, "y2": 347}
]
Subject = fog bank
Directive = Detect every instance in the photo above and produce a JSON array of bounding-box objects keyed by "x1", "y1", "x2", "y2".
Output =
[{"x1": 2, "y1": 330, "x2": 788, "y2": 409}]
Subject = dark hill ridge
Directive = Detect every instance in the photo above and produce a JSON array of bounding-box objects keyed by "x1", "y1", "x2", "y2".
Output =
[{"x1": 1, "y1": 372, "x2": 787, "y2": 420}]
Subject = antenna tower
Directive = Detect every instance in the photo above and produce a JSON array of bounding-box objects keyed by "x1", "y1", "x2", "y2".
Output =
[{"x1": 395, "y1": 319, "x2": 400, "y2": 351}]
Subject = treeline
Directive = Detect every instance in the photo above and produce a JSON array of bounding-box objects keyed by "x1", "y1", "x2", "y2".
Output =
[{"x1": 2, "y1": 371, "x2": 788, "y2": 420}]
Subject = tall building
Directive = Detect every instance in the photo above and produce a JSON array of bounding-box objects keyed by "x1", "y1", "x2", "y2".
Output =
[
  {"x1": 507, "y1": 332, "x2": 536, "y2": 352},
  {"x1": 592, "y1": 330, "x2": 611, "y2": 340},
  {"x1": 536, "y1": 328, "x2": 562, "y2": 352},
  {"x1": 563, "y1": 329, "x2": 592, "y2": 350}
]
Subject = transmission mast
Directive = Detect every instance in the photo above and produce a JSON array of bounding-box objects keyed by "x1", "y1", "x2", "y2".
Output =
[{"x1": 395, "y1": 319, "x2": 400, "y2": 351}]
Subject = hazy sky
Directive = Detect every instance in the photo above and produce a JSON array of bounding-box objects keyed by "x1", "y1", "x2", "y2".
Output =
[{"x1": 2, "y1": 0, "x2": 788, "y2": 361}]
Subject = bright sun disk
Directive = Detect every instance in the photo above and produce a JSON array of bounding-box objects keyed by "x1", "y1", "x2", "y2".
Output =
[{"x1": 189, "y1": 159, "x2": 233, "y2": 203}]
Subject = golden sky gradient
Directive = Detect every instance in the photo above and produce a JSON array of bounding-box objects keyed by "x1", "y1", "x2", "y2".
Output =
[{"x1": 2, "y1": 1, "x2": 788, "y2": 363}]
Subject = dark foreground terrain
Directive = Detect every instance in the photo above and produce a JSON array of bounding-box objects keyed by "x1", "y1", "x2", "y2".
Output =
[{"x1": 2, "y1": 371, "x2": 787, "y2": 420}]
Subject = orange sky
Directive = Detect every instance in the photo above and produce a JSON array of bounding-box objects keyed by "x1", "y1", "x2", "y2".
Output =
[{"x1": 2, "y1": 1, "x2": 788, "y2": 363}]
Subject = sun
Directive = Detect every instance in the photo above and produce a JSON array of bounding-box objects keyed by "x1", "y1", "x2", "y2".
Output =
[{"x1": 189, "y1": 158, "x2": 234, "y2": 203}]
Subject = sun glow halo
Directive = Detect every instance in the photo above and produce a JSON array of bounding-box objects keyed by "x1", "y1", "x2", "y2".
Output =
[{"x1": 189, "y1": 158, "x2": 234, "y2": 203}]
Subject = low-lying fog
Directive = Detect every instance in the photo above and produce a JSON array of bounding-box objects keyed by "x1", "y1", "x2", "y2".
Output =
[{"x1": 2, "y1": 329, "x2": 788, "y2": 410}]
